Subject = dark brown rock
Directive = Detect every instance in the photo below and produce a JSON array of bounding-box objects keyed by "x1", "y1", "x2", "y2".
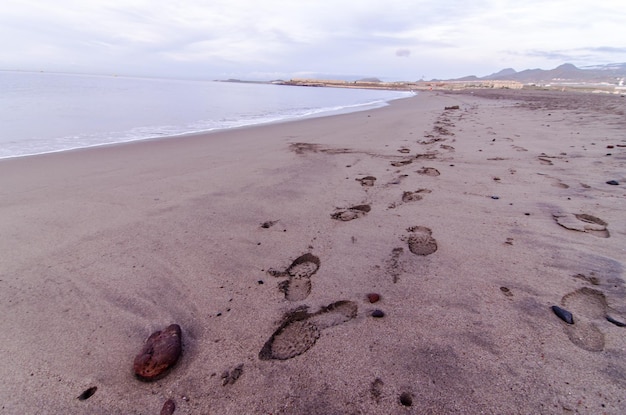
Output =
[
  {"x1": 367, "y1": 293, "x2": 381, "y2": 303},
  {"x1": 160, "y1": 399, "x2": 176, "y2": 415},
  {"x1": 134, "y1": 324, "x2": 182, "y2": 381}
]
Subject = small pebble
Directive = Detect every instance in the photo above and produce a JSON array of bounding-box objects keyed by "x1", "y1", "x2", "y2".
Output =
[
  {"x1": 399, "y1": 392, "x2": 413, "y2": 407},
  {"x1": 257, "y1": 280, "x2": 264, "y2": 285},
  {"x1": 371, "y1": 309, "x2": 385, "y2": 318},
  {"x1": 367, "y1": 293, "x2": 381, "y2": 303},
  {"x1": 551, "y1": 305, "x2": 574, "y2": 324},
  {"x1": 606, "y1": 180, "x2": 619, "y2": 185},
  {"x1": 491, "y1": 195, "x2": 500, "y2": 200},
  {"x1": 77, "y1": 386, "x2": 97, "y2": 401},
  {"x1": 160, "y1": 399, "x2": 176, "y2": 415}
]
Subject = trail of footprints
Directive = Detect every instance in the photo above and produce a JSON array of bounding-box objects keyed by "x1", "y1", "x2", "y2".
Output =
[
  {"x1": 258, "y1": 108, "x2": 452, "y2": 365},
  {"x1": 124, "y1": 103, "x2": 625, "y2": 413},
  {"x1": 259, "y1": 111, "x2": 451, "y2": 364}
]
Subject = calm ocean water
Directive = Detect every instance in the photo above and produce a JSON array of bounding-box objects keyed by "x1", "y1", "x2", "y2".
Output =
[{"x1": 0, "y1": 71, "x2": 413, "y2": 159}]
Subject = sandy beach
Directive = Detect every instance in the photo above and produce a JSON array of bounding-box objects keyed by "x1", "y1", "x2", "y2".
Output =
[{"x1": 1, "y1": 90, "x2": 625, "y2": 414}]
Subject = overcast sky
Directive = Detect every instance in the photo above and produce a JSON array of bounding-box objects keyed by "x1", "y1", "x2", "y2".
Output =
[{"x1": 1, "y1": 0, "x2": 625, "y2": 81}]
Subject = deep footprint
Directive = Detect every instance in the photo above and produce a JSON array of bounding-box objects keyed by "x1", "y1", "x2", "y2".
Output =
[
  {"x1": 562, "y1": 287, "x2": 609, "y2": 320},
  {"x1": 405, "y1": 226, "x2": 438, "y2": 256},
  {"x1": 357, "y1": 176, "x2": 377, "y2": 187},
  {"x1": 259, "y1": 301, "x2": 357, "y2": 360},
  {"x1": 416, "y1": 167, "x2": 440, "y2": 176},
  {"x1": 270, "y1": 253, "x2": 320, "y2": 301},
  {"x1": 306, "y1": 300, "x2": 358, "y2": 329},
  {"x1": 402, "y1": 189, "x2": 432, "y2": 203},
  {"x1": 553, "y1": 212, "x2": 610, "y2": 238},
  {"x1": 331, "y1": 204, "x2": 371, "y2": 221},
  {"x1": 559, "y1": 287, "x2": 614, "y2": 352}
]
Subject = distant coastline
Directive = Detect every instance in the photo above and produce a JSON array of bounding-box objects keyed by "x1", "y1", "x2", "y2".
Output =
[
  {"x1": 220, "y1": 77, "x2": 625, "y2": 95},
  {"x1": 220, "y1": 62, "x2": 626, "y2": 95}
]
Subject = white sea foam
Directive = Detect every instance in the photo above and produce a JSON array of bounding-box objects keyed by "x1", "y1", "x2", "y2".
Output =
[{"x1": 0, "y1": 72, "x2": 413, "y2": 159}]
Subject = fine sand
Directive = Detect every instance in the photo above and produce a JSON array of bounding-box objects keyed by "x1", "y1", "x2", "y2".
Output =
[{"x1": 1, "y1": 90, "x2": 625, "y2": 414}]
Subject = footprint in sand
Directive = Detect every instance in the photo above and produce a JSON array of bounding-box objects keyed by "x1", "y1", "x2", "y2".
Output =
[
  {"x1": 401, "y1": 189, "x2": 432, "y2": 203},
  {"x1": 331, "y1": 204, "x2": 371, "y2": 221},
  {"x1": 391, "y1": 159, "x2": 413, "y2": 167},
  {"x1": 557, "y1": 287, "x2": 624, "y2": 352},
  {"x1": 553, "y1": 212, "x2": 610, "y2": 238},
  {"x1": 259, "y1": 300, "x2": 358, "y2": 360},
  {"x1": 357, "y1": 176, "x2": 377, "y2": 187},
  {"x1": 415, "y1": 152, "x2": 438, "y2": 160},
  {"x1": 269, "y1": 253, "x2": 320, "y2": 301},
  {"x1": 404, "y1": 226, "x2": 438, "y2": 256},
  {"x1": 416, "y1": 167, "x2": 440, "y2": 177}
]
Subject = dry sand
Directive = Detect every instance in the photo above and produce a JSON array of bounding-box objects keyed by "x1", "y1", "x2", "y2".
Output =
[{"x1": 1, "y1": 90, "x2": 625, "y2": 414}]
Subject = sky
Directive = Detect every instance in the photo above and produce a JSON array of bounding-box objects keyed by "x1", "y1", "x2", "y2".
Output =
[{"x1": 1, "y1": 0, "x2": 625, "y2": 81}]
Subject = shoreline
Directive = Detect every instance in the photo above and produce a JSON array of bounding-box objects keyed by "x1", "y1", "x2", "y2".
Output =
[
  {"x1": 0, "y1": 74, "x2": 414, "y2": 161},
  {"x1": 1, "y1": 90, "x2": 625, "y2": 414}
]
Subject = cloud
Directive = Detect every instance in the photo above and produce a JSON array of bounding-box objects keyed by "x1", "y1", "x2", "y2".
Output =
[
  {"x1": 396, "y1": 49, "x2": 411, "y2": 57},
  {"x1": 1, "y1": 0, "x2": 625, "y2": 80}
]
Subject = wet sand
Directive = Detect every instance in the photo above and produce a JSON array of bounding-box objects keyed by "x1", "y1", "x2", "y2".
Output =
[{"x1": 1, "y1": 90, "x2": 625, "y2": 414}]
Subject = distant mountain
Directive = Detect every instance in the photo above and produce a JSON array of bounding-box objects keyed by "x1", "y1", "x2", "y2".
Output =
[{"x1": 453, "y1": 63, "x2": 626, "y2": 84}]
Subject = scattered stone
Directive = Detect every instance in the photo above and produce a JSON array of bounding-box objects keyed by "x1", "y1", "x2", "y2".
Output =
[
  {"x1": 133, "y1": 324, "x2": 182, "y2": 381},
  {"x1": 399, "y1": 392, "x2": 413, "y2": 407},
  {"x1": 551, "y1": 305, "x2": 574, "y2": 324},
  {"x1": 491, "y1": 195, "x2": 500, "y2": 200},
  {"x1": 371, "y1": 309, "x2": 385, "y2": 318},
  {"x1": 77, "y1": 386, "x2": 97, "y2": 401},
  {"x1": 367, "y1": 293, "x2": 381, "y2": 303},
  {"x1": 500, "y1": 287, "x2": 513, "y2": 297},
  {"x1": 606, "y1": 180, "x2": 619, "y2": 185},
  {"x1": 444, "y1": 105, "x2": 460, "y2": 110},
  {"x1": 160, "y1": 399, "x2": 176, "y2": 415},
  {"x1": 606, "y1": 316, "x2": 626, "y2": 327}
]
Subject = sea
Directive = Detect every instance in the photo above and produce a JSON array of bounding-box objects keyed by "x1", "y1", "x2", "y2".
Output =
[{"x1": 0, "y1": 71, "x2": 414, "y2": 159}]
